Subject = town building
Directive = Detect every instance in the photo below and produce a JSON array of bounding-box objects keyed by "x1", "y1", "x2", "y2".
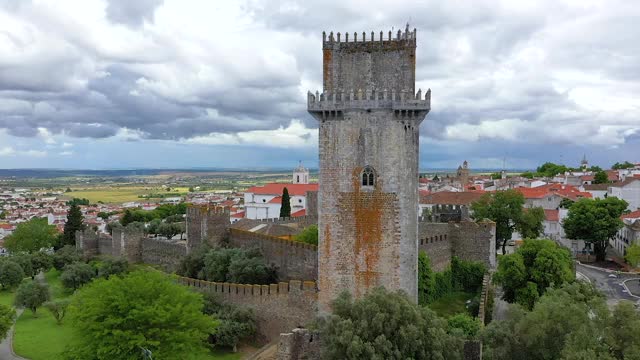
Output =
[
  {"x1": 607, "y1": 178, "x2": 640, "y2": 211},
  {"x1": 611, "y1": 210, "x2": 640, "y2": 256}
]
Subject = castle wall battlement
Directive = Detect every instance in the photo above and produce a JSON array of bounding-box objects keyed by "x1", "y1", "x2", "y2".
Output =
[
  {"x1": 229, "y1": 229, "x2": 318, "y2": 281},
  {"x1": 418, "y1": 222, "x2": 452, "y2": 271},
  {"x1": 322, "y1": 28, "x2": 416, "y2": 46},
  {"x1": 141, "y1": 238, "x2": 187, "y2": 272},
  {"x1": 307, "y1": 88, "x2": 430, "y2": 114},
  {"x1": 186, "y1": 204, "x2": 230, "y2": 250},
  {"x1": 177, "y1": 277, "x2": 318, "y2": 341}
]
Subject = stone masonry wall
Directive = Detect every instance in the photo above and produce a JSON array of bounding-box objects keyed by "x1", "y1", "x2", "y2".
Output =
[
  {"x1": 450, "y1": 221, "x2": 496, "y2": 269},
  {"x1": 305, "y1": 190, "x2": 318, "y2": 218},
  {"x1": 418, "y1": 222, "x2": 452, "y2": 271},
  {"x1": 229, "y1": 229, "x2": 318, "y2": 281},
  {"x1": 75, "y1": 230, "x2": 99, "y2": 257},
  {"x1": 141, "y1": 238, "x2": 187, "y2": 272},
  {"x1": 177, "y1": 277, "x2": 317, "y2": 341},
  {"x1": 186, "y1": 205, "x2": 229, "y2": 251}
]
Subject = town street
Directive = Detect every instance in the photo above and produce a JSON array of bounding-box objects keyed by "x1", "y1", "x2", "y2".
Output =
[{"x1": 576, "y1": 263, "x2": 640, "y2": 306}]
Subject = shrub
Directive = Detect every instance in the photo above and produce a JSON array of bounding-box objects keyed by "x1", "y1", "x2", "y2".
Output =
[
  {"x1": 202, "y1": 247, "x2": 276, "y2": 284},
  {"x1": 97, "y1": 258, "x2": 129, "y2": 278},
  {"x1": 14, "y1": 281, "x2": 50, "y2": 314},
  {"x1": 53, "y1": 245, "x2": 80, "y2": 271},
  {"x1": 60, "y1": 262, "x2": 95, "y2": 290},
  {"x1": 0, "y1": 260, "x2": 25, "y2": 289},
  {"x1": 447, "y1": 313, "x2": 481, "y2": 339},
  {"x1": 177, "y1": 246, "x2": 209, "y2": 279},
  {"x1": 451, "y1": 256, "x2": 486, "y2": 294},
  {"x1": 0, "y1": 304, "x2": 15, "y2": 340},
  {"x1": 294, "y1": 225, "x2": 318, "y2": 246}
]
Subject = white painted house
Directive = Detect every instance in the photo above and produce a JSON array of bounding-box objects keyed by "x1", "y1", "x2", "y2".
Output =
[{"x1": 608, "y1": 178, "x2": 640, "y2": 211}]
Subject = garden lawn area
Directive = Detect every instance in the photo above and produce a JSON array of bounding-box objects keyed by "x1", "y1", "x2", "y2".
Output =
[
  {"x1": 0, "y1": 288, "x2": 15, "y2": 308},
  {"x1": 428, "y1": 291, "x2": 476, "y2": 318},
  {"x1": 13, "y1": 269, "x2": 242, "y2": 360}
]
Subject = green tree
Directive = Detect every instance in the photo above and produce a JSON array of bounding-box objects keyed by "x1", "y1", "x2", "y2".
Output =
[
  {"x1": 517, "y1": 207, "x2": 545, "y2": 239},
  {"x1": 563, "y1": 197, "x2": 628, "y2": 261},
  {"x1": 279, "y1": 187, "x2": 291, "y2": 218},
  {"x1": 14, "y1": 281, "x2": 50, "y2": 314},
  {"x1": 65, "y1": 270, "x2": 216, "y2": 360},
  {"x1": 120, "y1": 209, "x2": 136, "y2": 226},
  {"x1": 66, "y1": 198, "x2": 90, "y2": 206},
  {"x1": 625, "y1": 244, "x2": 640, "y2": 268},
  {"x1": 316, "y1": 287, "x2": 463, "y2": 360},
  {"x1": 97, "y1": 258, "x2": 129, "y2": 278},
  {"x1": 177, "y1": 246, "x2": 209, "y2": 279},
  {"x1": 31, "y1": 251, "x2": 53, "y2": 274},
  {"x1": 203, "y1": 296, "x2": 257, "y2": 352},
  {"x1": 62, "y1": 203, "x2": 85, "y2": 247},
  {"x1": 559, "y1": 197, "x2": 574, "y2": 209},
  {"x1": 520, "y1": 171, "x2": 535, "y2": 179},
  {"x1": 490, "y1": 172, "x2": 502, "y2": 180},
  {"x1": 0, "y1": 260, "x2": 25, "y2": 289},
  {"x1": 4, "y1": 218, "x2": 57, "y2": 253},
  {"x1": 612, "y1": 161, "x2": 635, "y2": 170},
  {"x1": 0, "y1": 211, "x2": 6, "y2": 219},
  {"x1": 11, "y1": 254, "x2": 35, "y2": 279},
  {"x1": 53, "y1": 245, "x2": 81, "y2": 271},
  {"x1": 294, "y1": 225, "x2": 318, "y2": 245},
  {"x1": 493, "y1": 239, "x2": 573, "y2": 309},
  {"x1": 471, "y1": 190, "x2": 528, "y2": 254},
  {"x1": 60, "y1": 262, "x2": 95, "y2": 291},
  {"x1": 447, "y1": 313, "x2": 481, "y2": 339},
  {"x1": 0, "y1": 304, "x2": 15, "y2": 340},
  {"x1": 482, "y1": 282, "x2": 640, "y2": 360},
  {"x1": 536, "y1": 162, "x2": 569, "y2": 177},
  {"x1": 594, "y1": 170, "x2": 609, "y2": 184},
  {"x1": 44, "y1": 299, "x2": 71, "y2": 325},
  {"x1": 158, "y1": 222, "x2": 181, "y2": 239},
  {"x1": 201, "y1": 247, "x2": 276, "y2": 284}
]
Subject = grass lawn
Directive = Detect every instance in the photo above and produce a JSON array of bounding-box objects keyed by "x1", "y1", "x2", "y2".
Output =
[
  {"x1": 0, "y1": 288, "x2": 15, "y2": 308},
  {"x1": 44, "y1": 269, "x2": 71, "y2": 299},
  {"x1": 428, "y1": 291, "x2": 476, "y2": 318},
  {"x1": 13, "y1": 310, "x2": 72, "y2": 360}
]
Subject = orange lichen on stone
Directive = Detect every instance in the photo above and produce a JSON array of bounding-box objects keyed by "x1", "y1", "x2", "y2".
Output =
[{"x1": 323, "y1": 49, "x2": 332, "y2": 91}]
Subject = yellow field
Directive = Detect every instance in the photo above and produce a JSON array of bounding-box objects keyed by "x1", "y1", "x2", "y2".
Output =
[{"x1": 64, "y1": 186, "x2": 184, "y2": 204}]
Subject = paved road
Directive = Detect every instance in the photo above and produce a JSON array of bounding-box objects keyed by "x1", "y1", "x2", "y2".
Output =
[{"x1": 576, "y1": 263, "x2": 640, "y2": 306}]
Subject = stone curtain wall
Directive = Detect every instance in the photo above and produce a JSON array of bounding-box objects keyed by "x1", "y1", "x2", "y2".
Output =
[
  {"x1": 418, "y1": 222, "x2": 452, "y2": 271},
  {"x1": 186, "y1": 205, "x2": 229, "y2": 251},
  {"x1": 305, "y1": 191, "x2": 318, "y2": 218},
  {"x1": 249, "y1": 215, "x2": 318, "y2": 228},
  {"x1": 229, "y1": 229, "x2": 318, "y2": 281},
  {"x1": 141, "y1": 238, "x2": 187, "y2": 272},
  {"x1": 477, "y1": 274, "x2": 492, "y2": 325},
  {"x1": 75, "y1": 230, "x2": 99, "y2": 257},
  {"x1": 177, "y1": 277, "x2": 317, "y2": 341},
  {"x1": 450, "y1": 221, "x2": 496, "y2": 269}
]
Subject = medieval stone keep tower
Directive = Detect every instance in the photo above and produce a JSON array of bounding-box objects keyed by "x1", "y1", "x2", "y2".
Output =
[{"x1": 308, "y1": 27, "x2": 430, "y2": 312}]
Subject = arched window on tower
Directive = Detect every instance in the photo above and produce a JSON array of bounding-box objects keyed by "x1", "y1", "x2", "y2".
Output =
[{"x1": 361, "y1": 166, "x2": 376, "y2": 187}]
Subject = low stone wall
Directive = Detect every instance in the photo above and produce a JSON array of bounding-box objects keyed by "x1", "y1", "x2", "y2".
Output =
[
  {"x1": 419, "y1": 222, "x2": 452, "y2": 271},
  {"x1": 141, "y1": 238, "x2": 187, "y2": 272},
  {"x1": 477, "y1": 274, "x2": 492, "y2": 325},
  {"x1": 229, "y1": 229, "x2": 318, "y2": 281},
  {"x1": 177, "y1": 277, "x2": 318, "y2": 341}
]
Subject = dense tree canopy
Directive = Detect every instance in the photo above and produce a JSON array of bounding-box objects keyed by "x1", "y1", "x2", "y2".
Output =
[
  {"x1": 53, "y1": 245, "x2": 81, "y2": 271},
  {"x1": 471, "y1": 190, "x2": 544, "y2": 253},
  {"x1": 200, "y1": 247, "x2": 276, "y2": 284},
  {"x1": 65, "y1": 270, "x2": 216, "y2": 360},
  {"x1": 203, "y1": 295, "x2": 256, "y2": 353},
  {"x1": 493, "y1": 239, "x2": 574, "y2": 309},
  {"x1": 624, "y1": 244, "x2": 640, "y2": 268},
  {"x1": 483, "y1": 282, "x2": 640, "y2": 360},
  {"x1": 594, "y1": 170, "x2": 609, "y2": 184},
  {"x1": 60, "y1": 262, "x2": 95, "y2": 291},
  {"x1": 4, "y1": 218, "x2": 57, "y2": 253},
  {"x1": 563, "y1": 197, "x2": 628, "y2": 261},
  {"x1": 317, "y1": 287, "x2": 463, "y2": 360}
]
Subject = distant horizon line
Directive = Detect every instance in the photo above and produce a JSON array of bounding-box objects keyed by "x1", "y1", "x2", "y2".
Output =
[{"x1": 0, "y1": 166, "x2": 533, "y2": 172}]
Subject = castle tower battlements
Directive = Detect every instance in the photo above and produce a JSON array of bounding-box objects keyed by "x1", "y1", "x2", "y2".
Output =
[{"x1": 311, "y1": 26, "x2": 429, "y2": 312}]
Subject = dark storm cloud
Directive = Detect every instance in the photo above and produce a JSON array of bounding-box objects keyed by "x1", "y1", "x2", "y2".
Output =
[
  {"x1": 0, "y1": 0, "x2": 639, "y2": 169},
  {"x1": 105, "y1": 0, "x2": 164, "y2": 27}
]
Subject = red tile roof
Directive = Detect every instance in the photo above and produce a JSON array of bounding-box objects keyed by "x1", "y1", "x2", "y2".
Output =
[
  {"x1": 544, "y1": 209, "x2": 559, "y2": 222},
  {"x1": 0, "y1": 224, "x2": 13, "y2": 230},
  {"x1": 515, "y1": 184, "x2": 592, "y2": 200},
  {"x1": 621, "y1": 210, "x2": 640, "y2": 220},
  {"x1": 291, "y1": 209, "x2": 306, "y2": 217},
  {"x1": 231, "y1": 211, "x2": 245, "y2": 218},
  {"x1": 420, "y1": 191, "x2": 486, "y2": 205},
  {"x1": 268, "y1": 196, "x2": 282, "y2": 204},
  {"x1": 246, "y1": 183, "x2": 318, "y2": 196}
]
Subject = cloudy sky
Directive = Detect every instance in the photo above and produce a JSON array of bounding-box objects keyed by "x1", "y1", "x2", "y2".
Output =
[{"x1": 0, "y1": 0, "x2": 639, "y2": 170}]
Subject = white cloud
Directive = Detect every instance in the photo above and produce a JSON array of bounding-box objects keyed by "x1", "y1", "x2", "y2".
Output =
[
  {"x1": 0, "y1": 146, "x2": 46, "y2": 157},
  {"x1": 186, "y1": 119, "x2": 316, "y2": 148}
]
